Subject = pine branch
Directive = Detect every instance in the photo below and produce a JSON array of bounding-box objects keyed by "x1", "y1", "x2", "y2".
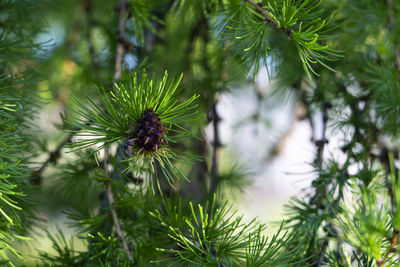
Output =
[
  {"x1": 107, "y1": 193, "x2": 131, "y2": 260},
  {"x1": 377, "y1": 148, "x2": 400, "y2": 266},
  {"x1": 377, "y1": 230, "x2": 399, "y2": 267},
  {"x1": 210, "y1": 101, "x2": 221, "y2": 195},
  {"x1": 114, "y1": 0, "x2": 127, "y2": 80},
  {"x1": 100, "y1": 0, "x2": 132, "y2": 260},
  {"x1": 108, "y1": 183, "x2": 132, "y2": 260},
  {"x1": 243, "y1": 0, "x2": 277, "y2": 26},
  {"x1": 103, "y1": 146, "x2": 133, "y2": 261},
  {"x1": 33, "y1": 120, "x2": 93, "y2": 184},
  {"x1": 314, "y1": 101, "x2": 330, "y2": 166},
  {"x1": 310, "y1": 99, "x2": 330, "y2": 266},
  {"x1": 316, "y1": 240, "x2": 329, "y2": 267},
  {"x1": 243, "y1": 0, "x2": 293, "y2": 39},
  {"x1": 32, "y1": 134, "x2": 74, "y2": 184},
  {"x1": 295, "y1": 81, "x2": 338, "y2": 266}
]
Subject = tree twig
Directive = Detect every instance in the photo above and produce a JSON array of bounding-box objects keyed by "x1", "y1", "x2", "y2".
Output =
[
  {"x1": 103, "y1": 146, "x2": 132, "y2": 260},
  {"x1": 377, "y1": 230, "x2": 399, "y2": 267},
  {"x1": 315, "y1": 101, "x2": 330, "y2": 166},
  {"x1": 210, "y1": 101, "x2": 222, "y2": 195},
  {"x1": 33, "y1": 118, "x2": 95, "y2": 183},
  {"x1": 243, "y1": 0, "x2": 293, "y2": 38},
  {"x1": 32, "y1": 133, "x2": 74, "y2": 184},
  {"x1": 114, "y1": 0, "x2": 127, "y2": 80},
  {"x1": 312, "y1": 100, "x2": 331, "y2": 267},
  {"x1": 296, "y1": 81, "x2": 337, "y2": 266},
  {"x1": 101, "y1": 0, "x2": 132, "y2": 260},
  {"x1": 316, "y1": 240, "x2": 329, "y2": 267},
  {"x1": 376, "y1": 140, "x2": 400, "y2": 266}
]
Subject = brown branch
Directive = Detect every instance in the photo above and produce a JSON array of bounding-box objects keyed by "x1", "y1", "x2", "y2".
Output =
[
  {"x1": 114, "y1": 0, "x2": 128, "y2": 80},
  {"x1": 244, "y1": 0, "x2": 277, "y2": 26},
  {"x1": 376, "y1": 140, "x2": 400, "y2": 267},
  {"x1": 378, "y1": 230, "x2": 399, "y2": 267},
  {"x1": 32, "y1": 133, "x2": 74, "y2": 184},
  {"x1": 315, "y1": 101, "x2": 331, "y2": 166},
  {"x1": 316, "y1": 240, "x2": 329, "y2": 267},
  {"x1": 103, "y1": 146, "x2": 132, "y2": 260},
  {"x1": 101, "y1": 0, "x2": 132, "y2": 260},
  {"x1": 311, "y1": 100, "x2": 331, "y2": 267},
  {"x1": 243, "y1": 0, "x2": 293, "y2": 38},
  {"x1": 32, "y1": 117, "x2": 95, "y2": 184},
  {"x1": 296, "y1": 81, "x2": 338, "y2": 266},
  {"x1": 108, "y1": 184, "x2": 132, "y2": 260},
  {"x1": 210, "y1": 102, "x2": 222, "y2": 195}
]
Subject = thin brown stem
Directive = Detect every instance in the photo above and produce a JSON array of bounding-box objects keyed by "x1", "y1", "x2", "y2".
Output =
[
  {"x1": 316, "y1": 240, "x2": 329, "y2": 267},
  {"x1": 103, "y1": 146, "x2": 133, "y2": 260},
  {"x1": 243, "y1": 0, "x2": 293, "y2": 38},
  {"x1": 378, "y1": 230, "x2": 399, "y2": 267},
  {"x1": 210, "y1": 102, "x2": 221, "y2": 194},
  {"x1": 101, "y1": 0, "x2": 132, "y2": 260},
  {"x1": 296, "y1": 81, "x2": 338, "y2": 266},
  {"x1": 315, "y1": 101, "x2": 330, "y2": 166},
  {"x1": 32, "y1": 133, "x2": 74, "y2": 184},
  {"x1": 244, "y1": 0, "x2": 277, "y2": 26},
  {"x1": 311, "y1": 101, "x2": 330, "y2": 266},
  {"x1": 108, "y1": 182, "x2": 132, "y2": 259},
  {"x1": 376, "y1": 139, "x2": 400, "y2": 266},
  {"x1": 114, "y1": 0, "x2": 128, "y2": 80}
]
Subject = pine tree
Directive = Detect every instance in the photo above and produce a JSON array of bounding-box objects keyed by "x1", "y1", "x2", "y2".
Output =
[{"x1": 1, "y1": 0, "x2": 400, "y2": 266}]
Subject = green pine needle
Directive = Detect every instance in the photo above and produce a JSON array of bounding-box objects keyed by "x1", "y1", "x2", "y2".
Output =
[{"x1": 65, "y1": 70, "x2": 203, "y2": 192}]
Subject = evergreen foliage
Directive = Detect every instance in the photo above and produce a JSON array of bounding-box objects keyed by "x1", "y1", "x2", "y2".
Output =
[
  {"x1": 0, "y1": 0, "x2": 45, "y2": 264},
  {"x1": 1, "y1": 0, "x2": 400, "y2": 266}
]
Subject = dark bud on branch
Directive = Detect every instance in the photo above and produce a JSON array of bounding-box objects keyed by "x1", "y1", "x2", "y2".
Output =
[{"x1": 123, "y1": 108, "x2": 167, "y2": 156}]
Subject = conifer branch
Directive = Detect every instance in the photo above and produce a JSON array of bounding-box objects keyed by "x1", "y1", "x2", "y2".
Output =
[
  {"x1": 194, "y1": 15, "x2": 222, "y2": 196},
  {"x1": 33, "y1": 121, "x2": 93, "y2": 183},
  {"x1": 243, "y1": 0, "x2": 277, "y2": 26},
  {"x1": 377, "y1": 143, "x2": 400, "y2": 267},
  {"x1": 243, "y1": 0, "x2": 293, "y2": 38},
  {"x1": 377, "y1": 230, "x2": 399, "y2": 267},
  {"x1": 114, "y1": 0, "x2": 127, "y2": 80},
  {"x1": 108, "y1": 182, "x2": 132, "y2": 260},
  {"x1": 103, "y1": 147, "x2": 133, "y2": 260},
  {"x1": 102, "y1": 149, "x2": 132, "y2": 260},
  {"x1": 100, "y1": 0, "x2": 132, "y2": 260},
  {"x1": 210, "y1": 102, "x2": 221, "y2": 194},
  {"x1": 32, "y1": 134, "x2": 74, "y2": 184},
  {"x1": 315, "y1": 101, "x2": 330, "y2": 166},
  {"x1": 298, "y1": 81, "x2": 338, "y2": 266},
  {"x1": 313, "y1": 100, "x2": 343, "y2": 266},
  {"x1": 316, "y1": 240, "x2": 329, "y2": 267},
  {"x1": 310, "y1": 101, "x2": 330, "y2": 266}
]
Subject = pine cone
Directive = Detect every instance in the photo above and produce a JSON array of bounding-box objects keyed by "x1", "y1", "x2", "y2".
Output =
[{"x1": 123, "y1": 108, "x2": 167, "y2": 156}]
